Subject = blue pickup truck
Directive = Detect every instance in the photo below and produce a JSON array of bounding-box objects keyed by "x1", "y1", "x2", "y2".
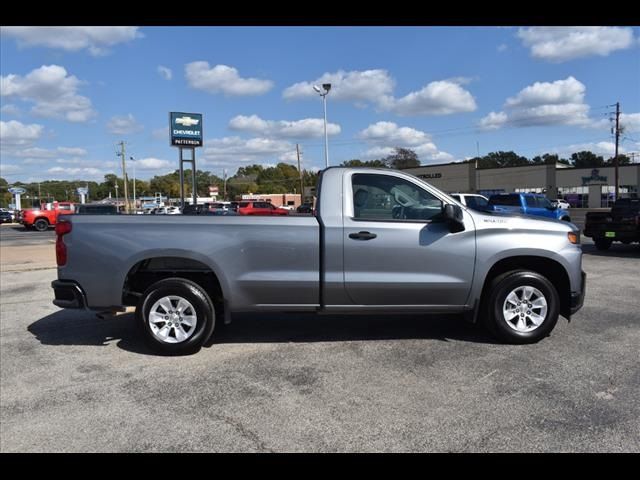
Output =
[{"x1": 489, "y1": 193, "x2": 572, "y2": 222}]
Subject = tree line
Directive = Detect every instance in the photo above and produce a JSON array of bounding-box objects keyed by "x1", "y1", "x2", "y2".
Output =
[{"x1": 1, "y1": 148, "x2": 635, "y2": 208}]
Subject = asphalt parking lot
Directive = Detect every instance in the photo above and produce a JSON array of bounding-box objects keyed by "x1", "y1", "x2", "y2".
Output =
[{"x1": 0, "y1": 228, "x2": 638, "y2": 452}]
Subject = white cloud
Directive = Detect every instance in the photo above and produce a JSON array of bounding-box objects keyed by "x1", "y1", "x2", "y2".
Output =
[
  {"x1": 0, "y1": 163, "x2": 22, "y2": 175},
  {"x1": 478, "y1": 111, "x2": 508, "y2": 130},
  {"x1": 135, "y1": 158, "x2": 172, "y2": 170},
  {"x1": 1, "y1": 65, "x2": 96, "y2": 122},
  {"x1": 620, "y1": 113, "x2": 640, "y2": 133},
  {"x1": 229, "y1": 114, "x2": 341, "y2": 139},
  {"x1": 157, "y1": 65, "x2": 172, "y2": 80},
  {"x1": 47, "y1": 166, "x2": 105, "y2": 178},
  {"x1": 11, "y1": 146, "x2": 87, "y2": 158},
  {"x1": 479, "y1": 77, "x2": 593, "y2": 130},
  {"x1": 517, "y1": 27, "x2": 636, "y2": 62},
  {"x1": 0, "y1": 120, "x2": 44, "y2": 146},
  {"x1": 549, "y1": 141, "x2": 630, "y2": 158},
  {"x1": 201, "y1": 136, "x2": 295, "y2": 168},
  {"x1": 107, "y1": 114, "x2": 143, "y2": 135},
  {"x1": 57, "y1": 146, "x2": 88, "y2": 156},
  {"x1": 283, "y1": 69, "x2": 395, "y2": 105},
  {"x1": 1, "y1": 27, "x2": 142, "y2": 56},
  {"x1": 185, "y1": 62, "x2": 273, "y2": 96},
  {"x1": 283, "y1": 70, "x2": 476, "y2": 116},
  {"x1": 497, "y1": 44, "x2": 508, "y2": 52},
  {"x1": 0, "y1": 104, "x2": 20, "y2": 115},
  {"x1": 358, "y1": 121, "x2": 453, "y2": 163},
  {"x1": 390, "y1": 80, "x2": 477, "y2": 116},
  {"x1": 359, "y1": 121, "x2": 429, "y2": 146}
]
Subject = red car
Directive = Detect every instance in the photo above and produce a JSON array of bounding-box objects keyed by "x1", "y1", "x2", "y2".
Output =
[
  {"x1": 20, "y1": 201, "x2": 76, "y2": 231},
  {"x1": 237, "y1": 201, "x2": 289, "y2": 216}
]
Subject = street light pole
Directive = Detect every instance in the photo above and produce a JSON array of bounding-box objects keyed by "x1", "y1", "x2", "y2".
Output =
[
  {"x1": 314, "y1": 83, "x2": 332, "y2": 168},
  {"x1": 130, "y1": 157, "x2": 136, "y2": 212}
]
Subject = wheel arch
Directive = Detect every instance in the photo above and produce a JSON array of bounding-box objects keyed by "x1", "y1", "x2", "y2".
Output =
[
  {"x1": 478, "y1": 256, "x2": 571, "y2": 321},
  {"x1": 122, "y1": 254, "x2": 230, "y2": 323}
]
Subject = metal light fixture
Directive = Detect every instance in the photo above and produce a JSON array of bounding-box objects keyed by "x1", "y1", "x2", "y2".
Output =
[{"x1": 313, "y1": 83, "x2": 332, "y2": 168}]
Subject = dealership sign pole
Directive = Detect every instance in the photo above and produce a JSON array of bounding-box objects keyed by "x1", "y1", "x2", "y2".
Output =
[
  {"x1": 8, "y1": 186, "x2": 26, "y2": 211},
  {"x1": 170, "y1": 112, "x2": 203, "y2": 209}
]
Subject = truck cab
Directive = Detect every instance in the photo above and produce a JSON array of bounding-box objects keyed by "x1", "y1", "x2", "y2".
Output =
[{"x1": 489, "y1": 193, "x2": 571, "y2": 222}]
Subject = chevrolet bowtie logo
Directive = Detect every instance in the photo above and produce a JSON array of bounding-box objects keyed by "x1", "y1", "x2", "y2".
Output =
[{"x1": 175, "y1": 116, "x2": 199, "y2": 126}]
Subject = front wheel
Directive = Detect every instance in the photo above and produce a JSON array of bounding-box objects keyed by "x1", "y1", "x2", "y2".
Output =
[
  {"x1": 34, "y1": 219, "x2": 49, "y2": 231},
  {"x1": 594, "y1": 238, "x2": 612, "y2": 250},
  {"x1": 136, "y1": 278, "x2": 215, "y2": 355},
  {"x1": 483, "y1": 271, "x2": 560, "y2": 344},
  {"x1": 560, "y1": 216, "x2": 571, "y2": 222}
]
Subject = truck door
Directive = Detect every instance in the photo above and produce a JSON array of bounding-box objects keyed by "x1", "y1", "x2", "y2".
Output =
[
  {"x1": 342, "y1": 172, "x2": 476, "y2": 307},
  {"x1": 525, "y1": 196, "x2": 554, "y2": 219}
]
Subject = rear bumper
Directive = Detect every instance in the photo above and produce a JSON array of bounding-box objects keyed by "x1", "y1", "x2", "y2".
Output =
[
  {"x1": 51, "y1": 280, "x2": 88, "y2": 309},
  {"x1": 570, "y1": 271, "x2": 587, "y2": 315}
]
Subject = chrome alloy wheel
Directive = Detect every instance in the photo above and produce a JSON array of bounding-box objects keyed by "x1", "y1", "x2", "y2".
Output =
[
  {"x1": 502, "y1": 286, "x2": 548, "y2": 333},
  {"x1": 148, "y1": 295, "x2": 198, "y2": 344}
]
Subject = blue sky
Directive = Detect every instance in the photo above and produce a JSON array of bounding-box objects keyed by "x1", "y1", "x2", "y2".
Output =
[{"x1": 1, "y1": 26, "x2": 639, "y2": 183}]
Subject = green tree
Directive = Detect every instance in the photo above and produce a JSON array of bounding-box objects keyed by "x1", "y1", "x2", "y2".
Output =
[
  {"x1": 606, "y1": 154, "x2": 631, "y2": 166},
  {"x1": 570, "y1": 151, "x2": 605, "y2": 168},
  {"x1": 384, "y1": 148, "x2": 420, "y2": 169},
  {"x1": 341, "y1": 159, "x2": 388, "y2": 168},
  {"x1": 0, "y1": 177, "x2": 11, "y2": 208},
  {"x1": 477, "y1": 151, "x2": 530, "y2": 169}
]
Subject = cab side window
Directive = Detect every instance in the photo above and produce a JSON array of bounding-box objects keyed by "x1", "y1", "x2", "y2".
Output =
[{"x1": 352, "y1": 173, "x2": 443, "y2": 221}]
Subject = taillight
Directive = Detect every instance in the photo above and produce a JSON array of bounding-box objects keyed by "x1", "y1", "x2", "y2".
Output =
[{"x1": 56, "y1": 221, "x2": 72, "y2": 266}]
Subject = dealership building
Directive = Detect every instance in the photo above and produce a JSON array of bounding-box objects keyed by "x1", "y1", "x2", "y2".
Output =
[{"x1": 403, "y1": 162, "x2": 640, "y2": 208}]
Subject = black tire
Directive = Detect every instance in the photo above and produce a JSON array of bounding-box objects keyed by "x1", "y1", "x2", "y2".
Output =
[
  {"x1": 136, "y1": 277, "x2": 215, "y2": 355},
  {"x1": 561, "y1": 216, "x2": 571, "y2": 223},
  {"x1": 34, "y1": 219, "x2": 49, "y2": 232},
  {"x1": 594, "y1": 238, "x2": 612, "y2": 251},
  {"x1": 483, "y1": 270, "x2": 560, "y2": 344}
]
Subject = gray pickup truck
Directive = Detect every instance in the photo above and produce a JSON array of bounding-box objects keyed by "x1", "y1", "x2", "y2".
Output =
[{"x1": 52, "y1": 167, "x2": 586, "y2": 354}]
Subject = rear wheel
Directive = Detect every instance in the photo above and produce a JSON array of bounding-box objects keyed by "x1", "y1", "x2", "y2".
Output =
[
  {"x1": 136, "y1": 278, "x2": 215, "y2": 355},
  {"x1": 483, "y1": 270, "x2": 560, "y2": 344},
  {"x1": 34, "y1": 219, "x2": 49, "y2": 231},
  {"x1": 594, "y1": 238, "x2": 612, "y2": 251}
]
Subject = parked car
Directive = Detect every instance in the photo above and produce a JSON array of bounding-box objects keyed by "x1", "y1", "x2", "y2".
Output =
[
  {"x1": 52, "y1": 167, "x2": 585, "y2": 354},
  {"x1": 489, "y1": 193, "x2": 571, "y2": 222},
  {"x1": 208, "y1": 209, "x2": 239, "y2": 216},
  {"x1": 182, "y1": 204, "x2": 210, "y2": 215},
  {"x1": 584, "y1": 198, "x2": 640, "y2": 250},
  {"x1": 0, "y1": 211, "x2": 13, "y2": 223},
  {"x1": 75, "y1": 204, "x2": 118, "y2": 215},
  {"x1": 449, "y1": 193, "x2": 492, "y2": 212},
  {"x1": 150, "y1": 206, "x2": 181, "y2": 215},
  {"x1": 211, "y1": 202, "x2": 231, "y2": 211},
  {"x1": 296, "y1": 203, "x2": 315, "y2": 214},
  {"x1": 237, "y1": 201, "x2": 289, "y2": 216},
  {"x1": 551, "y1": 199, "x2": 571, "y2": 210},
  {"x1": 20, "y1": 201, "x2": 76, "y2": 231}
]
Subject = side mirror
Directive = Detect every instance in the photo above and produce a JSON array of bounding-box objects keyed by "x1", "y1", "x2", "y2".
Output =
[{"x1": 443, "y1": 204, "x2": 465, "y2": 233}]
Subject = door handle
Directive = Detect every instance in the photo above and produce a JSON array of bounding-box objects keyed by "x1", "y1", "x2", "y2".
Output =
[{"x1": 349, "y1": 231, "x2": 377, "y2": 240}]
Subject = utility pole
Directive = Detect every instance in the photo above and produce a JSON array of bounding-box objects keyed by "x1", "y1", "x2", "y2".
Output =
[
  {"x1": 223, "y1": 169, "x2": 228, "y2": 200},
  {"x1": 117, "y1": 141, "x2": 130, "y2": 213},
  {"x1": 614, "y1": 102, "x2": 620, "y2": 201},
  {"x1": 296, "y1": 144, "x2": 304, "y2": 202}
]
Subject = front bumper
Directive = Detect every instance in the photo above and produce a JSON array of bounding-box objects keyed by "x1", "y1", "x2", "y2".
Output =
[
  {"x1": 570, "y1": 271, "x2": 587, "y2": 315},
  {"x1": 52, "y1": 280, "x2": 88, "y2": 309}
]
